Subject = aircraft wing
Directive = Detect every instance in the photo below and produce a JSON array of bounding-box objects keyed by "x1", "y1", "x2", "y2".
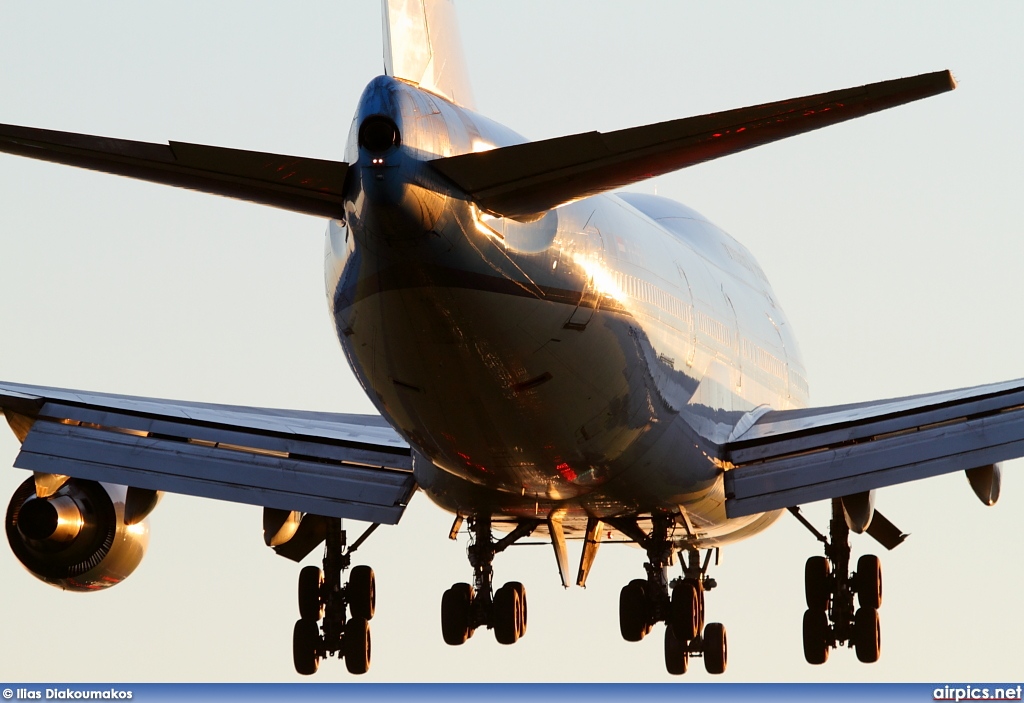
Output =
[
  {"x1": 0, "y1": 381, "x2": 415, "y2": 525},
  {"x1": 431, "y1": 70, "x2": 956, "y2": 222},
  {"x1": 723, "y1": 378, "x2": 1024, "y2": 517},
  {"x1": 0, "y1": 123, "x2": 348, "y2": 218}
]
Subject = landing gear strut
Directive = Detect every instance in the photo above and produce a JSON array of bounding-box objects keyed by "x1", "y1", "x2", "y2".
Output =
[
  {"x1": 292, "y1": 518, "x2": 378, "y2": 676},
  {"x1": 797, "y1": 499, "x2": 882, "y2": 665},
  {"x1": 441, "y1": 515, "x2": 535, "y2": 646},
  {"x1": 608, "y1": 514, "x2": 728, "y2": 676}
]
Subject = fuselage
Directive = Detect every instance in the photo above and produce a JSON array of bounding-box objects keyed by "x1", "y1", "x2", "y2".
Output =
[{"x1": 325, "y1": 76, "x2": 810, "y2": 546}]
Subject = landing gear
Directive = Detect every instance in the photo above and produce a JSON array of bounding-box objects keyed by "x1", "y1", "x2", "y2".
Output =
[
  {"x1": 702, "y1": 622, "x2": 728, "y2": 675},
  {"x1": 619, "y1": 579, "x2": 650, "y2": 642},
  {"x1": 441, "y1": 515, "x2": 537, "y2": 647},
  {"x1": 292, "y1": 618, "x2": 321, "y2": 676},
  {"x1": 291, "y1": 518, "x2": 379, "y2": 676},
  {"x1": 344, "y1": 617, "x2": 372, "y2": 675},
  {"x1": 441, "y1": 583, "x2": 474, "y2": 645},
  {"x1": 607, "y1": 515, "x2": 727, "y2": 676},
  {"x1": 664, "y1": 624, "x2": 689, "y2": 675},
  {"x1": 796, "y1": 499, "x2": 883, "y2": 665},
  {"x1": 801, "y1": 609, "x2": 829, "y2": 665},
  {"x1": 493, "y1": 582, "x2": 522, "y2": 644}
]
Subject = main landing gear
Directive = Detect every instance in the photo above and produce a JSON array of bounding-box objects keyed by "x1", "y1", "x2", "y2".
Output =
[
  {"x1": 797, "y1": 499, "x2": 883, "y2": 665},
  {"x1": 292, "y1": 518, "x2": 378, "y2": 676},
  {"x1": 441, "y1": 515, "x2": 536, "y2": 646},
  {"x1": 608, "y1": 515, "x2": 728, "y2": 676}
]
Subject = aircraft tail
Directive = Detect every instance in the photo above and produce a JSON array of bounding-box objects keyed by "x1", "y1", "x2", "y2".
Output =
[
  {"x1": 430, "y1": 70, "x2": 956, "y2": 222},
  {"x1": 383, "y1": 0, "x2": 475, "y2": 110}
]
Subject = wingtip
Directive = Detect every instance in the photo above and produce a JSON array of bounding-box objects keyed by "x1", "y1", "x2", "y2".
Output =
[{"x1": 946, "y1": 69, "x2": 958, "y2": 91}]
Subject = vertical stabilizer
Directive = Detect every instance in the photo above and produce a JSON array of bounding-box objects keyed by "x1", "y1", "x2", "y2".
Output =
[{"x1": 383, "y1": 0, "x2": 476, "y2": 110}]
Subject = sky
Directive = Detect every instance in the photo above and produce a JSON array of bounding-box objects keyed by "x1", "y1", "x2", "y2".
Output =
[{"x1": 2, "y1": 0, "x2": 1024, "y2": 684}]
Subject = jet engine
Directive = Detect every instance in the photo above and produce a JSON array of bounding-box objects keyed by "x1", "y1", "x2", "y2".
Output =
[{"x1": 5, "y1": 476, "x2": 149, "y2": 591}]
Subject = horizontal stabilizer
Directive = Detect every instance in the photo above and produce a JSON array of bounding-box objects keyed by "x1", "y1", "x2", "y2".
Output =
[
  {"x1": 0, "y1": 123, "x2": 349, "y2": 218},
  {"x1": 430, "y1": 70, "x2": 955, "y2": 221}
]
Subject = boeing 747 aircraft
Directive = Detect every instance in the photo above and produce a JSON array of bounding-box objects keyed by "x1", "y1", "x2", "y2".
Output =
[{"x1": 1, "y1": 1, "x2": 1020, "y2": 679}]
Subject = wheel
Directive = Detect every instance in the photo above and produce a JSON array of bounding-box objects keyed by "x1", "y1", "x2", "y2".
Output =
[
  {"x1": 801, "y1": 609, "x2": 829, "y2": 665},
  {"x1": 855, "y1": 555, "x2": 882, "y2": 610},
  {"x1": 804, "y1": 556, "x2": 830, "y2": 611},
  {"x1": 509, "y1": 581, "x2": 527, "y2": 637},
  {"x1": 493, "y1": 583, "x2": 521, "y2": 645},
  {"x1": 452, "y1": 582, "x2": 475, "y2": 639},
  {"x1": 853, "y1": 607, "x2": 880, "y2": 663},
  {"x1": 702, "y1": 622, "x2": 727, "y2": 675},
  {"x1": 292, "y1": 619, "x2": 321, "y2": 676},
  {"x1": 344, "y1": 616, "x2": 371, "y2": 675},
  {"x1": 664, "y1": 624, "x2": 689, "y2": 675},
  {"x1": 298, "y1": 565, "x2": 323, "y2": 621},
  {"x1": 618, "y1": 579, "x2": 649, "y2": 642},
  {"x1": 440, "y1": 583, "x2": 473, "y2": 645},
  {"x1": 348, "y1": 565, "x2": 376, "y2": 620},
  {"x1": 670, "y1": 582, "x2": 699, "y2": 641}
]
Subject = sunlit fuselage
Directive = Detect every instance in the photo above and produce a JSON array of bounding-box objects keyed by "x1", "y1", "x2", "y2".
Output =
[{"x1": 326, "y1": 76, "x2": 810, "y2": 546}]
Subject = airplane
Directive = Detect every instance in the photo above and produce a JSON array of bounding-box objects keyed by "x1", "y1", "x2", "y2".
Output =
[{"x1": 1, "y1": 0, "x2": 1022, "y2": 680}]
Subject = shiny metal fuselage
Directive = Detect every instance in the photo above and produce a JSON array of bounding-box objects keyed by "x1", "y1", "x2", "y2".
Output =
[{"x1": 325, "y1": 77, "x2": 810, "y2": 547}]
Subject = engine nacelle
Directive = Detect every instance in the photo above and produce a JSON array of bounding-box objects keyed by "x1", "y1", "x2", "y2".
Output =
[{"x1": 5, "y1": 476, "x2": 149, "y2": 591}]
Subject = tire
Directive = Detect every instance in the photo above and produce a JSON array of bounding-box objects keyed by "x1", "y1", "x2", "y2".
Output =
[
  {"x1": 664, "y1": 624, "x2": 689, "y2": 675},
  {"x1": 697, "y1": 588, "x2": 705, "y2": 633},
  {"x1": 801, "y1": 609, "x2": 829, "y2": 665},
  {"x1": 298, "y1": 565, "x2": 323, "y2": 622},
  {"x1": 618, "y1": 580, "x2": 649, "y2": 642},
  {"x1": 670, "y1": 582, "x2": 699, "y2": 641},
  {"x1": 804, "y1": 556, "x2": 831, "y2": 611},
  {"x1": 855, "y1": 555, "x2": 882, "y2": 610},
  {"x1": 853, "y1": 607, "x2": 880, "y2": 663},
  {"x1": 440, "y1": 583, "x2": 473, "y2": 645},
  {"x1": 348, "y1": 565, "x2": 376, "y2": 620},
  {"x1": 292, "y1": 619, "x2": 321, "y2": 676},
  {"x1": 344, "y1": 616, "x2": 371, "y2": 675},
  {"x1": 493, "y1": 584, "x2": 520, "y2": 645},
  {"x1": 702, "y1": 622, "x2": 728, "y2": 675},
  {"x1": 509, "y1": 581, "x2": 527, "y2": 637}
]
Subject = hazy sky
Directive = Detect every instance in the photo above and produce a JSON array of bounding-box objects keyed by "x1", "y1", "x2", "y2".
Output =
[{"x1": 2, "y1": 1, "x2": 1024, "y2": 684}]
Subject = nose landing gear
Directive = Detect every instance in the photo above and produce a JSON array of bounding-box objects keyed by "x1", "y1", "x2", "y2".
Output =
[{"x1": 292, "y1": 518, "x2": 379, "y2": 676}]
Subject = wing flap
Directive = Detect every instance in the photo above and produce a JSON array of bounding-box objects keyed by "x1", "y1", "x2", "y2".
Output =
[
  {"x1": 17, "y1": 423, "x2": 411, "y2": 524},
  {"x1": 724, "y1": 378, "x2": 1024, "y2": 518},
  {"x1": 1, "y1": 382, "x2": 415, "y2": 524},
  {"x1": 0, "y1": 123, "x2": 348, "y2": 218},
  {"x1": 430, "y1": 70, "x2": 955, "y2": 221}
]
